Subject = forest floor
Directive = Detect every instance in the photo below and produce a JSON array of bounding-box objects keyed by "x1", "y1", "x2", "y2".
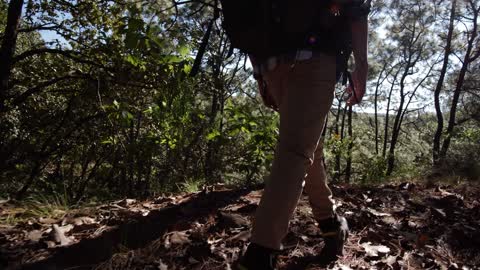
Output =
[{"x1": 1, "y1": 182, "x2": 479, "y2": 270}]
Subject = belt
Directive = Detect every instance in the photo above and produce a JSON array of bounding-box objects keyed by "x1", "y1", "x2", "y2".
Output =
[{"x1": 259, "y1": 50, "x2": 329, "y2": 74}]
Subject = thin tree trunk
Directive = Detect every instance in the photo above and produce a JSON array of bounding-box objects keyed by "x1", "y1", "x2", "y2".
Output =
[
  {"x1": 333, "y1": 98, "x2": 343, "y2": 181},
  {"x1": 75, "y1": 158, "x2": 102, "y2": 202},
  {"x1": 382, "y1": 74, "x2": 397, "y2": 158},
  {"x1": 345, "y1": 105, "x2": 353, "y2": 183},
  {"x1": 0, "y1": 0, "x2": 24, "y2": 110},
  {"x1": 340, "y1": 102, "x2": 348, "y2": 139},
  {"x1": 15, "y1": 161, "x2": 41, "y2": 200},
  {"x1": 440, "y1": 2, "x2": 479, "y2": 160},
  {"x1": 373, "y1": 64, "x2": 392, "y2": 155},
  {"x1": 374, "y1": 74, "x2": 381, "y2": 155},
  {"x1": 205, "y1": 39, "x2": 227, "y2": 183},
  {"x1": 127, "y1": 119, "x2": 136, "y2": 197},
  {"x1": 205, "y1": 88, "x2": 220, "y2": 182},
  {"x1": 433, "y1": 0, "x2": 456, "y2": 165},
  {"x1": 386, "y1": 70, "x2": 409, "y2": 176},
  {"x1": 386, "y1": 17, "x2": 425, "y2": 175},
  {"x1": 386, "y1": 51, "x2": 423, "y2": 175},
  {"x1": 336, "y1": 102, "x2": 348, "y2": 181}
]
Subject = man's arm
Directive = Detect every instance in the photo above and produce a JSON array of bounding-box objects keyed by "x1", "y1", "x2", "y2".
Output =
[{"x1": 347, "y1": 8, "x2": 369, "y2": 106}]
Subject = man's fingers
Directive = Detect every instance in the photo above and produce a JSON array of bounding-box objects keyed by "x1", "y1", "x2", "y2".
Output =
[
  {"x1": 346, "y1": 88, "x2": 363, "y2": 106},
  {"x1": 346, "y1": 84, "x2": 352, "y2": 94},
  {"x1": 347, "y1": 95, "x2": 358, "y2": 106}
]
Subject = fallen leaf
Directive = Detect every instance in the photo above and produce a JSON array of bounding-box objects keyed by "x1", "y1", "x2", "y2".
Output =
[
  {"x1": 61, "y1": 224, "x2": 74, "y2": 233},
  {"x1": 367, "y1": 208, "x2": 391, "y2": 217},
  {"x1": 290, "y1": 248, "x2": 304, "y2": 258},
  {"x1": 332, "y1": 264, "x2": 353, "y2": 270},
  {"x1": 399, "y1": 182, "x2": 415, "y2": 190},
  {"x1": 142, "y1": 202, "x2": 156, "y2": 209},
  {"x1": 93, "y1": 225, "x2": 109, "y2": 236},
  {"x1": 188, "y1": 257, "x2": 200, "y2": 264},
  {"x1": 39, "y1": 217, "x2": 58, "y2": 225},
  {"x1": 431, "y1": 207, "x2": 447, "y2": 218},
  {"x1": 363, "y1": 194, "x2": 373, "y2": 203},
  {"x1": 164, "y1": 231, "x2": 190, "y2": 249},
  {"x1": 44, "y1": 240, "x2": 56, "y2": 248},
  {"x1": 383, "y1": 255, "x2": 398, "y2": 266},
  {"x1": 154, "y1": 196, "x2": 173, "y2": 204},
  {"x1": 118, "y1": 199, "x2": 136, "y2": 207},
  {"x1": 51, "y1": 224, "x2": 73, "y2": 246},
  {"x1": 361, "y1": 242, "x2": 391, "y2": 257},
  {"x1": 72, "y1": 216, "x2": 96, "y2": 226},
  {"x1": 170, "y1": 231, "x2": 190, "y2": 244},
  {"x1": 27, "y1": 230, "x2": 43, "y2": 242},
  {"x1": 157, "y1": 259, "x2": 168, "y2": 270},
  {"x1": 226, "y1": 231, "x2": 251, "y2": 242},
  {"x1": 218, "y1": 212, "x2": 250, "y2": 227},
  {"x1": 382, "y1": 216, "x2": 398, "y2": 226},
  {"x1": 436, "y1": 186, "x2": 455, "y2": 197}
]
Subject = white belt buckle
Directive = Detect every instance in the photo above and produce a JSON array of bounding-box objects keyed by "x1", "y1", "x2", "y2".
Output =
[{"x1": 296, "y1": 50, "x2": 313, "y2": 61}]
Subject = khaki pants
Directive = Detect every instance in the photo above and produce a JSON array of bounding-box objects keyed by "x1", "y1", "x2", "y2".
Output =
[{"x1": 251, "y1": 53, "x2": 337, "y2": 250}]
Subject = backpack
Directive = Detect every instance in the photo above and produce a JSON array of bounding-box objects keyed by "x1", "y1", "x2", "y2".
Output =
[
  {"x1": 221, "y1": 0, "x2": 345, "y2": 57},
  {"x1": 190, "y1": 0, "x2": 370, "y2": 83}
]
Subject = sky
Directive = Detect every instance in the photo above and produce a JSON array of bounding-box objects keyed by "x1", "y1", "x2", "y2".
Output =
[{"x1": 40, "y1": 30, "x2": 64, "y2": 43}]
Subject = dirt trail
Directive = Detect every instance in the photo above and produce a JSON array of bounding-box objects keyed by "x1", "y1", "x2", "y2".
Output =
[{"x1": 1, "y1": 183, "x2": 479, "y2": 269}]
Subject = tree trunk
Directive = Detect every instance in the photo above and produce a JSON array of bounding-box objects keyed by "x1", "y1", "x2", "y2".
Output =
[
  {"x1": 374, "y1": 75, "x2": 380, "y2": 155},
  {"x1": 0, "y1": 0, "x2": 24, "y2": 110},
  {"x1": 332, "y1": 98, "x2": 343, "y2": 181},
  {"x1": 205, "y1": 56, "x2": 223, "y2": 183},
  {"x1": 440, "y1": 2, "x2": 479, "y2": 160},
  {"x1": 15, "y1": 160, "x2": 41, "y2": 200},
  {"x1": 387, "y1": 60, "x2": 413, "y2": 175},
  {"x1": 336, "y1": 102, "x2": 348, "y2": 181},
  {"x1": 382, "y1": 75, "x2": 397, "y2": 158},
  {"x1": 127, "y1": 119, "x2": 136, "y2": 197},
  {"x1": 373, "y1": 63, "x2": 393, "y2": 155},
  {"x1": 345, "y1": 105, "x2": 353, "y2": 183},
  {"x1": 205, "y1": 89, "x2": 220, "y2": 182},
  {"x1": 433, "y1": 0, "x2": 456, "y2": 165}
]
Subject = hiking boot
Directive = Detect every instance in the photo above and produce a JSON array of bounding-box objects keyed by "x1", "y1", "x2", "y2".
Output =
[
  {"x1": 317, "y1": 214, "x2": 349, "y2": 263},
  {"x1": 234, "y1": 243, "x2": 278, "y2": 270}
]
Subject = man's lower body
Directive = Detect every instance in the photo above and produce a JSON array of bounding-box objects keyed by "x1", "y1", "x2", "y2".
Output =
[{"x1": 236, "y1": 53, "x2": 349, "y2": 269}]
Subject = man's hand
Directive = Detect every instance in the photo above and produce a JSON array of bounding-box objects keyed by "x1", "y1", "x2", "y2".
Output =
[
  {"x1": 346, "y1": 63, "x2": 368, "y2": 106},
  {"x1": 258, "y1": 79, "x2": 279, "y2": 111},
  {"x1": 348, "y1": 9, "x2": 369, "y2": 106}
]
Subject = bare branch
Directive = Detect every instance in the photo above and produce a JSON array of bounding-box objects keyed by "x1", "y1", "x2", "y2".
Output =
[
  {"x1": 9, "y1": 73, "x2": 87, "y2": 108},
  {"x1": 18, "y1": 23, "x2": 61, "y2": 33}
]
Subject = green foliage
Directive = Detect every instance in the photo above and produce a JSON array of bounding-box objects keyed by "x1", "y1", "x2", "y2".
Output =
[
  {"x1": 357, "y1": 155, "x2": 388, "y2": 184},
  {"x1": 1, "y1": 0, "x2": 479, "y2": 203},
  {"x1": 437, "y1": 126, "x2": 480, "y2": 181},
  {"x1": 221, "y1": 99, "x2": 278, "y2": 185},
  {"x1": 325, "y1": 134, "x2": 353, "y2": 161},
  {"x1": 177, "y1": 179, "x2": 203, "y2": 193},
  {"x1": 460, "y1": 127, "x2": 480, "y2": 143},
  {"x1": 0, "y1": 1, "x2": 6, "y2": 27},
  {"x1": 23, "y1": 193, "x2": 71, "y2": 218},
  {"x1": 0, "y1": 193, "x2": 71, "y2": 226}
]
